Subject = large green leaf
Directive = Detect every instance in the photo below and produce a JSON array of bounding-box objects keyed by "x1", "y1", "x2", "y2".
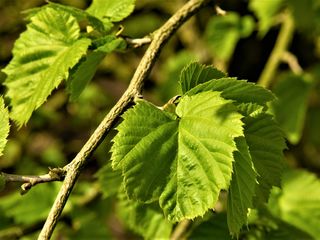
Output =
[
  {"x1": 2, "y1": 7, "x2": 91, "y2": 126},
  {"x1": 205, "y1": 13, "x2": 254, "y2": 61},
  {"x1": 179, "y1": 62, "x2": 226, "y2": 94},
  {"x1": 186, "y1": 78, "x2": 275, "y2": 106},
  {"x1": 111, "y1": 91, "x2": 243, "y2": 221},
  {"x1": 117, "y1": 189, "x2": 173, "y2": 240},
  {"x1": 87, "y1": 0, "x2": 135, "y2": 22},
  {"x1": 271, "y1": 73, "x2": 313, "y2": 144},
  {"x1": 244, "y1": 113, "x2": 286, "y2": 203},
  {"x1": 268, "y1": 170, "x2": 320, "y2": 239},
  {"x1": 0, "y1": 97, "x2": 9, "y2": 157},
  {"x1": 227, "y1": 137, "x2": 257, "y2": 235}
]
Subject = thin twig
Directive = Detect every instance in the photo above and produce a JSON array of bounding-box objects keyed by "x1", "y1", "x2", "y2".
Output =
[
  {"x1": 38, "y1": 0, "x2": 212, "y2": 239},
  {"x1": 170, "y1": 220, "x2": 191, "y2": 240},
  {"x1": 125, "y1": 36, "x2": 152, "y2": 48},
  {"x1": 258, "y1": 11, "x2": 295, "y2": 88},
  {"x1": 281, "y1": 51, "x2": 303, "y2": 74},
  {"x1": 1, "y1": 169, "x2": 66, "y2": 194}
]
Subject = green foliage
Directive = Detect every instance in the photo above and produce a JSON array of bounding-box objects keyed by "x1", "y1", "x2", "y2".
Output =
[
  {"x1": 287, "y1": 0, "x2": 320, "y2": 34},
  {"x1": 2, "y1": 7, "x2": 91, "y2": 126},
  {"x1": 87, "y1": 0, "x2": 135, "y2": 22},
  {"x1": 271, "y1": 73, "x2": 314, "y2": 144},
  {"x1": 0, "y1": 97, "x2": 9, "y2": 156},
  {"x1": 205, "y1": 12, "x2": 254, "y2": 61},
  {"x1": 1, "y1": 0, "x2": 318, "y2": 239},
  {"x1": 0, "y1": 183, "x2": 61, "y2": 224},
  {"x1": 112, "y1": 91, "x2": 244, "y2": 221},
  {"x1": 249, "y1": 0, "x2": 284, "y2": 36},
  {"x1": 117, "y1": 189, "x2": 173, "y2": 239},
  {"x1": 189, "y1": 213, "x2": 232, "y2": 240},
  {"x1": 244, "y1": 113, "x2": 286, "y2": 203},
  {"x1": 111, "y1": 63, "x2": 285, "y2": 234},
  {"x1": 227, "y1": 137, "x2": 257, "y2": 235},
  {"x1": 268, "y1": 170, "x2": 320, "y2": 239},
  {"x1": 0, "y1": 174, "x2": 5, "y2": 191},
  {"x1": 96, "y1": 162, "x2": 122, "y2": 198},
  {"x1": 179, "y1": 62, "x2": 226, "y2": 93}
]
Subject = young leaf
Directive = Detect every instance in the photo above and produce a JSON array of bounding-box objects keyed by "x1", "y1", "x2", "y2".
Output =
[
  {"x1": 117, "y1": 189, "x2": 173, "y2": 240},
  {"x1": 179, "y1": 62, "x2": 226, "y2": 94},
  {"x1": 111, "y1": 91, "x2": 244, "y2": 221},
  {"x1": 186, "y1": 77, "x2": 275, "y2": 106},
  {"x1": 87, "y1": 0, "x2": 135, "y2": 22},
  {"x1": 2, "y1": 8, "x2": 91, "y2": 126},
  {"x1": 244, "y1": 113, "x2": 286, "y2": 203},
  {"x1": 227, "y1": 137, "x2": 257, "y2": 235},
  {"x1": 0, "y1": 97, "x2": 10, "y2": 157},
  {"x1": 271, "y1": 73, "x2": 313, "y2": 144},
  {"x1": 268, "y1": 170, "x2": 320, "y2": 239}
]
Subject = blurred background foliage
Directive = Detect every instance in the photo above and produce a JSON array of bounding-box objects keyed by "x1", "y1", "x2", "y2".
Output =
[{"x1": 0, "y1": 0, "x2": 320, "y2": 239}]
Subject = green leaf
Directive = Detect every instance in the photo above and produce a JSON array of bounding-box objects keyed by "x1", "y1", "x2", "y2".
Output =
[
  {"x1": 111, "y1": 91, "x2": 243, "y2": 221},
  {"x1": 67, "y1": 51, "x2": 105, "y2": 101},
  {"x1": 2, "y1": 7, "x2": 91, "y2": 126},
  {"x1": 271, "y1": 73, "x2": 313, "y2": 144},
  {"x1": 25, "y1": 2, "x2": 107, "y2": 33},
  {"x1": 189, "y1": 213, "x2": 232, "y2": 240},
  {"x1": 249, "y1": 0, "x2": 284, "y2": 37},
  {"x1": 159, "y1": 51, "x2": 196, "y2": 102},
  {"x1": 186, "y1": 78, "x2": 275, "y2": 106},
  {"x1": 227, "y1": 137, "x2": 257, "y2": 235},
  {"x1": 87, "y1": 0, "x2": 135, "y2": 22},
  {"x1": 95, "y1": 35, "x2": 127, "y2": 53},
  {"x1": 244, "y1": 113, "x2": 286, "y2": 203},
  {"x1": 96, "y1": 162, "x2": 122, "y2": 198},
  {"x1": 205, "y1": 13, "x2": 255, "y2": 61},
  {"x1": 268, "y1": 170, "x2": 320, "y2": 239},
  {"x1": 117, "y1": 189, "x2": 173, "y2": 240},
  {"x1": 179, "y1": 62, "x2": 226, "y2": 94},
  {"x1": 0, "y1": 97, "x2": 10, "y2": 157}
]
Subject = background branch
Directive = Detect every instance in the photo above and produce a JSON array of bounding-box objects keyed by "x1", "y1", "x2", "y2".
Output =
[
  {"x1": 38, "y1": 0, "x2": 213, "y2": 239},
  {"x1": 258, "y1": 11, "x2": 295, "y2": 88}
]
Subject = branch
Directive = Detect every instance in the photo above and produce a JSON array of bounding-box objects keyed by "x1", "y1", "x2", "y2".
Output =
[
  {"x1": 170, "y1": 220, "x2": 191, "y2": 240},
  {"x1": 1, "y1": 168, "x2": 65, "y2": 194},
  {"x1": 38, "y1": 0, "x2": 213, "y2": 239},
  {"x1": 281, "y1": 51, "x2": 303, "y2": 74},
  {"x1": 124, "y1": 36, "x2": 152, "y2": 48},
  {"x1": 258, "y1": 11, "x2": 295, "y2": 88}
]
